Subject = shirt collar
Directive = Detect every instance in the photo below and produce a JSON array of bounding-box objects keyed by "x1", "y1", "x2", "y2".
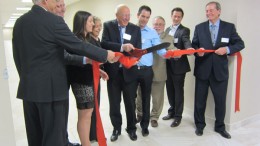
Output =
[
  {"x1": 170, "y1": 24, "x2": 180, "y2": 30},
  {"x1": 209, "y1": 19, "x2": 220, "y2": 27}
]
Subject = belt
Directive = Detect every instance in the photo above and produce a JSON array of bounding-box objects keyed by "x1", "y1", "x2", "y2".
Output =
[{"x1": 137, "y1": 65, "x2": 152, "y2": 70}]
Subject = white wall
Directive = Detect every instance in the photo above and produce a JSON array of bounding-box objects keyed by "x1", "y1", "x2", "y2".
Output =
[
  {"x1": 0, "y1": 18, "x2": 16, "y2": 145},
  {"x1": 1, "y1": 2, "x2": 259, "y2": 145},
  {"x1": 64, "y1": 0, "x2": 260, "y2": 130}
]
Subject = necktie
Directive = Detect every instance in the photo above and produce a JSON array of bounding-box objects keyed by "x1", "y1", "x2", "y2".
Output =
[
  {"x1": 210, "y1": 24, "x2": 216, "y2": 46},
  {"x1": 119, "y1": 26, "x2": 125, "y2": 44}
]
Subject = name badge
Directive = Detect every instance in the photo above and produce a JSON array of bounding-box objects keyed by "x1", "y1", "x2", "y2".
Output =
[
  {"x1": 174, "y1": 38, "x2": 178, "y2": 43},
  {"x1": 221, "y1": 38, "x2": 229, "y2": 43},
  {"x1": 123, "y1": 33, "x2": 131, "y2": 40}
]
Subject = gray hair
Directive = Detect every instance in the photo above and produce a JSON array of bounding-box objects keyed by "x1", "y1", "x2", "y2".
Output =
[
  {"x1": 206, "y1": 1, "x2": 221, "y2": 10},
  {"x1": 153, "y1": 16, "x2": 165, "y2": 23},
  {"x1": 32, "y1": 0, "x2": 41, "y2": 4},
  {"x1": 115, "y1": 4, "x2": 128, "y2": 14}
]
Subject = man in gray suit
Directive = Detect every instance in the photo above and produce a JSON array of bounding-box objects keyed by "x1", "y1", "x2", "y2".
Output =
[{"x1": 12, "y1": 0, "x2": 116, "y2": 145}]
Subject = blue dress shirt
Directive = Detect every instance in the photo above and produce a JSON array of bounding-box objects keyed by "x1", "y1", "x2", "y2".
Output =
[{"x1": 138, "y1": 26, "x2": 166, "y2": 66}]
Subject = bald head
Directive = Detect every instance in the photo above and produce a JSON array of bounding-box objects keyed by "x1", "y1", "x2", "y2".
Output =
[{"x1": 115, "y1": 4, "x2": 130, "y2": 27}]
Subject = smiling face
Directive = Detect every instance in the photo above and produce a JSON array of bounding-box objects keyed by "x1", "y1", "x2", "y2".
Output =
[
  {"x1": 92, "y1": 19, "x2": 102, "y2": 38},
  {"x1": 116, "y1": 6, "x2": 130, "y2": 27},
  {"x1": 137, "y1": 9, "x2": 151, "y2": 29},
  {"x1": 206, "y1": 3, "x2": 221, "y2": 24},
  {"x1": 171, "y1": 11, "x2": 183, "y2": 26},
  {"x1": 85, "y1": 15, "x2": 94, "y2": 34},
  {"x1": 152, "y1": 17, "x2": 165, "y2": 34}
]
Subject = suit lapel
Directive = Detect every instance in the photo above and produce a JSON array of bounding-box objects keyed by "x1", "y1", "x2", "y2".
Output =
[
  {"x1": 215, "y1": 20, "x2": 224, "y2": 47},
  {"x1": 204, "y1": 21, "x2": 215, "y2": 49},
  {"x1": 112, "y1": 20, "x2": 121, "y2": 43}
]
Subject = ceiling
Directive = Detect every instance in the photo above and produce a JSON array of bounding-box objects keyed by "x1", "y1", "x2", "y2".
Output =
[{"x1": 0, "y1": 0, "x2": 79, "y2": 28}]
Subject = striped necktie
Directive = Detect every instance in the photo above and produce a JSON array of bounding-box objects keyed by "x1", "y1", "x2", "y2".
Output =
[{"x1": 210, "y1": 24, "x2": 216, "y2": 46}]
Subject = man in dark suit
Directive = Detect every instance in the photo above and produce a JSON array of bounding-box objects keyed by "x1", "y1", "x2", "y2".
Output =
[
  {"x1": 12, "y1": 0, "x2": 116, "y2": 146},
  {"x1": 192, "y1": 1, "x2": 244, "y2": 139},
  {"x1": 101, "y1": 4, "x2": 141, "y2": 141},
  {"x1": 162, "y1": 7, "x2": 193, "y2": 128}
]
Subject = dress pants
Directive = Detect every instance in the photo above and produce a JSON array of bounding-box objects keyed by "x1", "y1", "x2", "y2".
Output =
[
  {"x1": 136, "y1": 81, "x2": 165, "y2": 121},
  {"x1": 166, "y1": 66, "x2": 186, "y2": 120},
  {"x1": 23, "y1": 99, "x2": 68, "y2": 146},
  {"x1": 135, "y1": 67, "x2": 153, "y2": 129},
  {"x1": 194, "y1": 72, "x2": 228, "y2": 131},
  {"x1": 107, "y1": 69, "x2": 137, "y2": 133}
]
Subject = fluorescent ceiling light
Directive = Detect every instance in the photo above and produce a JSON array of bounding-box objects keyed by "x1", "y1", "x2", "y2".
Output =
[
  {"x1": 22, "y1": 0, "x2": 32, "y2": 2},
  {"x1": 12, "y1": 13, "x2": 23, "y2": 16},
  {"x1": 16, "y1": 7, "x2": 31, "y2": 11}
]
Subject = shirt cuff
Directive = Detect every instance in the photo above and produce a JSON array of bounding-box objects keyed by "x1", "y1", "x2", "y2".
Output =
[
  {"x1": 226, "y1": 47, "x2": 230, "y2": 54},
  {"x1": 83, "y1": 57, "x2": 87, "y2": 64}
]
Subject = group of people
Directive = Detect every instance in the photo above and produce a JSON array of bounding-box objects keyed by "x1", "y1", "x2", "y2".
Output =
[{"x1": 12, "y1": 0, "x2": 244, "y2": 146}]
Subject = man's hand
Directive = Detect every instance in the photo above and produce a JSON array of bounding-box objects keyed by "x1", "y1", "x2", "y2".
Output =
[
  {"x1": 197, "y1": 48, "x2": 205, "y2": 56},
  {"x1": 107, "y1": 50, "x2": 116, "y2": 63},
  {"x1": 122, "y1": 43, "x2": 135, "y2": 52},
  {"x1": 215, "y1": 47, "x2": 227, "y2": 55},
  {"x1": 85, "y1": 57, "x2": 92, "y2": 64},
  {"x1": 187, "y1": 48, "x2": 195, "y2": 55},
  {"x1": 106, "y1": 50, "x2": 121, "y2": 63}
]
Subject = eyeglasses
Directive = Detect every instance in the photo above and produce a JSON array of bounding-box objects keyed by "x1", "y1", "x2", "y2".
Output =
[{"x1": 153, "y1": 23, "x2": 165, "y2": 26}]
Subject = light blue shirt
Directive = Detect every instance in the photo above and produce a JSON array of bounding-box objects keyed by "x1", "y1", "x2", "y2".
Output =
[
  {"x1": 138, "y1": 26, "x2": 166, "y2": 66},
  {"x1": 209, "y1": 19, "x2": 230, "y2": 54}
]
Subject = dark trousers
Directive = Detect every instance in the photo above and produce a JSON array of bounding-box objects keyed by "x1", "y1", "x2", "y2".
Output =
[
  {"x1": 194, "y1": 73, "x2": 228, "y2": 131},
  {"x1": 107, "y1": 69, "x2": 137, "y2": 133},
  {"x1": 136, "y1": 67, "x2": 153, "y2": 129},
  {"x1": 166, "y1": 68, "x2": 186, "y2": 120},
  {"x1": 23, "y1": 99, "x2": 69, "y2": 146}
]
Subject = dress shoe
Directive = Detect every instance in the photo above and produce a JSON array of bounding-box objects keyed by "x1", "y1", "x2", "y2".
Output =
[
  {"x1": 110, "y1": 130, "x2": 121, "y2": 142},
  {"x1": 170, "y1": 119, "x2": 181, "y2": 127},
  {"x1": 68, "y1": 142, "x2": 81, "y2": 146},
  {"x1": 195, "y1": 128, "x2": 203, "y2": 136},
  {"x1": 136, "y1": 115, "x2": 142, "y2": 123},
  {"x1": 142, "y1": 128, "x2": 149, "y2": 137},
  {"x1": 162, "y1": 114, "x2": 174, "y2": 120},
  {"x1": 215, "y1": 130, "x2": 231, "y2": 139},
  {"x1": 151, "y1": 120, "x2": 158, "y2": 127},
  {"x1": 128, "y1": 131, "x2": 137, "y2": 141}
]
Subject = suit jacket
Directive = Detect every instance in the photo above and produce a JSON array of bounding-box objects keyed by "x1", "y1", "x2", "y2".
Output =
[
  {"x1": 152, "y1": 32, "x2": 174, "y2": 81},
  {"x1": 165, "y1": 24, "x2": 192, "y2": 74},
  {"x1": 192, "y1": 20, "x2": 245, "y2": 81},
  {"x1": 12, "y1": 5, "x2": 107, "y2": 102},
  {"x1": 101, "y1": 19, "x2": 141, "y2": 82}
]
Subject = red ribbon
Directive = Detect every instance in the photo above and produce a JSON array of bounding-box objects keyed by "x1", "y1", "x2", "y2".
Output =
[
  {"x1": 231, "y1": 52, "x2": 242, "y2": 112},
  {"x1": 164, "y1": 49, "x2": 242, "y2": 112},
  {"x1": 91, "y1": 52, "x2": 139, "y2": 146},
  {"x1": 92, "y1": 60, "x2": 106, "y2": 146},
  {"x1": 92, "y1": 50, "x2": 242, "y2": 144}
]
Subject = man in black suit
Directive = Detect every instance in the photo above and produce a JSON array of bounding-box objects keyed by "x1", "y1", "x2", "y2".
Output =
[
  {"x1": 192, "y1": 1, "x2": 244, "y2": 139},
  {"x1": 162, "y1": 7, "x2": 193, "y2": 128},
  {"x1": 101, "y1": 4, "x2": 141, "y2": 141},
  {"x1": 12, "y1": 0, "x2": 116, "y2": 145}
]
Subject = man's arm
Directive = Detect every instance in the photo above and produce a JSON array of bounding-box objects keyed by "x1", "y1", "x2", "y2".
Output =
[{"x1": 54, "y1": 17, "x2": 109, "y2": 63}]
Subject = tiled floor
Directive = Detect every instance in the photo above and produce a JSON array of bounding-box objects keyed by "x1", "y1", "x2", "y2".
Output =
[{"x1": 5, "y1": 40, "x2": 260, "y2": 146}]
